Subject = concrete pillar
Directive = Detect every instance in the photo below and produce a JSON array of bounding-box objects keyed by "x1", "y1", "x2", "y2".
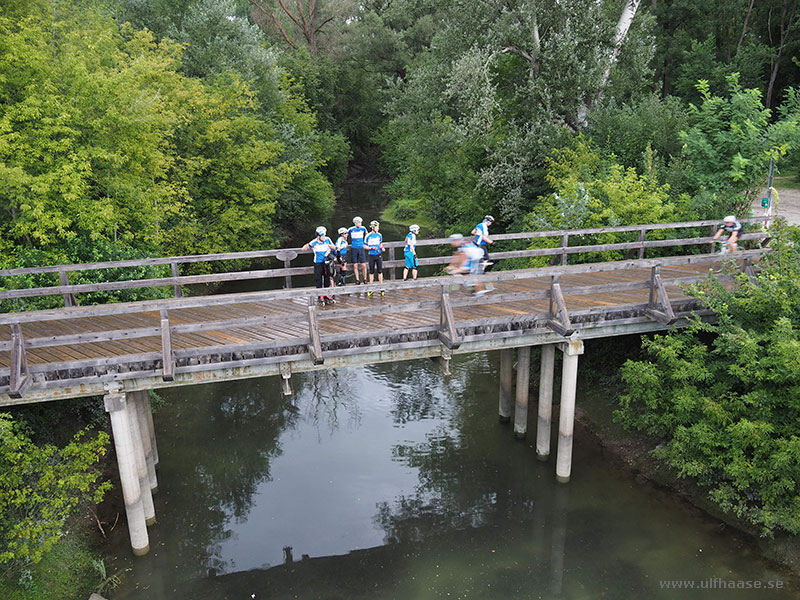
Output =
[
  {"x1": 498, "y1": 348, "x2": 514, "y2": 423},
  {"x1": 104, "y1": 392, "x2": 149, "y2": 556},
  {"x1": 514, "y1": 346, "x2": 531, "y2": 438},
  {"x1": 132, "y1": 391, "x2": 158, "y2": 493},
  {"x1": 144, "y1": 392, "x2": 159, "y2": 466},
  {"x1": 536, "y1": 344, "x2": 556, "y2": 461},
  {"x1": 127, "y1": 395, "x2": 156, "y2": 526},
  {"x1": 555, "y1": 337, "x2": 584, "y2": 483}
]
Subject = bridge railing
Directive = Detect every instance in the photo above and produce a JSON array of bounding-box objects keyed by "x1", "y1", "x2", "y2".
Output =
[
  {"x1": 0, "y1": 248, "x2": 765, "y2": 398},
  {"x1": 0, "y1": 217, "x2": 771, "y2": 308}
]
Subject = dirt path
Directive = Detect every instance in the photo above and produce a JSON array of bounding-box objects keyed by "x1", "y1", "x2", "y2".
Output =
[{"x1": 752, "y1": 188, "x2": 800, "y2": 224}]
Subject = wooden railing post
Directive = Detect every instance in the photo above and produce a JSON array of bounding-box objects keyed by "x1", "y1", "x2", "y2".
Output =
[
  {"x1": 645, "y1": 265, "x2": 676, "y2": 325},
  {"x1": 438, "y1": 286, "x2": 460, "y2": 349},
  {"x1": 9, "y1": 323, "x2": 31, "y2": 398},
  {"x1": 276, "y1": 250, "x2": 297, "y2": 289},
  {"x1": 637, "y1": 227, "x2": 647, "y2": 259},
  {"x1": 547, "y1": 276, "x2": 574, "y2": 336},
  {"x1": 388, "y1": 247, "x2": 397, "y2": 280},
  {"x1": 708, "y1": 224, "x2": 717, "y2": 254},
  {"x1": 560, "y1": 234, "x2": 569, "y2": 266},
  {"x1": 170, "y1": 262, "x2": 182, "y2": 298},
  {"x1": 58, "y1": 270, "x2": 77, "y2": 307},
  {"x1": 307, "y1": 297, "x2": 323, "y2": 365},
  {"x1": 160, "y1": 309, "x2": 174, "y2": 381}
]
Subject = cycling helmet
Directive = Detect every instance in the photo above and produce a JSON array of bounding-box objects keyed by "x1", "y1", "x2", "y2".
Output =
[
  {"x1": 353, "y1": 216, "x2": 363, "y2": 224},
  {"x1": 370, "y1": 220, "x2": 379, "y2": 228},
  {"x1": 315, "y1": 226, "x2": 327, "y2": 236},
  {"x1": 484, "y1": 215, "x2": 495, "y2": 223},
  {"x1": 337, "y1": 227, "x2": 348, "y2": 235},
  {"x1": 723, "y1": 215, "x2": 737, "y2": 223},
  {"x1": 409, "y1": 224, "x2": 420, "y2": 233},
  {"x1": 449, "y1": 233, "x2": 464, "y2": 241}
]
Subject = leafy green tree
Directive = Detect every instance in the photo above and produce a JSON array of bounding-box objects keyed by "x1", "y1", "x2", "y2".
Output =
[
  {"x1": 522, "y1": 140, "x2": 675, "y2": 263},
  {"x1": 616, "y1": 222, "x2": 800, "y2": 535},
  {"x1": 0, "y1": 414, "x2": 111, "y2": 572},
  {"x1": 0, "y1": 0, "x2": 336, "y2": 266},
  {"x1": 678, "y1": 75, "x2": 800, "y2": 218},
  {"x1": 378, "y1": 0, "x2": 654, "y2": 232}
]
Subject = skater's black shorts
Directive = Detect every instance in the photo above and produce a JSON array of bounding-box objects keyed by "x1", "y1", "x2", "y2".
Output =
[
  {"x1": 314, "y1": 262, "x2": 330, "y2": 288},
  {"x1": 368, "y1": 254, "x2": 383, "y2": 275}
]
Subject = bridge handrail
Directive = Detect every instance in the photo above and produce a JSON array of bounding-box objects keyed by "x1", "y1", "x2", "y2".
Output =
[
  {"x1": 0, "y1": 249, "x2": 766, "y2": 395},
  {"x1": 0, "y1": 249, "x2": 765, "y2": 325},
  {"x1": 0, "y1": 217, "x2": 772, "y2": 305},
  {"x1": 0, "y1": 216, "x2": 769, "y2": 276}
]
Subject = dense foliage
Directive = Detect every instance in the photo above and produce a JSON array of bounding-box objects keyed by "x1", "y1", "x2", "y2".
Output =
[
  {"x1": 0, "y1": 0, "x2": 336, "y2": 269},
  {"x1": 616, "y1": 223, "x2": 800, "y2": 535},
  {"x1": 0, "y1": 414, "x2": 111, "y2": 572}
]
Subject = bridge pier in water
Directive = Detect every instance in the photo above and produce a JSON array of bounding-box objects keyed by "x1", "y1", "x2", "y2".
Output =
[
  {"x1": 104, "y1": 390, "x2": 159, "y2": 555},
  {"x1": 498, "y1": 335, "x2": 584, "y2": 481},
  {"x1": 536, "y1": 344, "x2": 556, "y2": 461},
  {"x1": 498, "y1": 348, "x2": 513, "y2": 423},
  {"x1": 555, "y1": 337, "x2": 583, "y2": 483}
]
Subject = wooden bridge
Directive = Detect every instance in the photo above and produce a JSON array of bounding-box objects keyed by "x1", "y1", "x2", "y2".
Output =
[{"x1": 0, "y1": 217, "x2": 770, "y2": 556}]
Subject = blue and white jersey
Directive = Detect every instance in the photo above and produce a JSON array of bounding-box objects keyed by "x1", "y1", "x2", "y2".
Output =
[
  {"x1": 720, "y1": 221, "x2": 743, "y2": 234},
  {"x1": 365, "y1": 232, "x2": 383, "y2": 255},
  {"x1": 308, "y1": 237, "x2": 334, "y2": 263},
  {"x1": 404, "y1": 232, "x2": 417, "y2": 253},
  {"x1": 348, "y1": 226, "x2": 368, "y2": 248},
  {"x1": 474, "y1": 221, "x2": 489, "y2": 246},
  {"x1": 462, "y1": 242, "x2": 484, "y2": 267},
  {"x1": 335, "y1": 236, "x2": 348, "y2": 257}
]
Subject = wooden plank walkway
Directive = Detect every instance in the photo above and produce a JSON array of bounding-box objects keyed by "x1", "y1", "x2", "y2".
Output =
[{"x1": 0, "y1": 250, "x2": 763, "y2": 405}]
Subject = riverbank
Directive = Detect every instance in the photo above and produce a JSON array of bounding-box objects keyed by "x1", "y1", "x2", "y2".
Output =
[
  {"x1": 574, "y1": 336, "x2": 800, "y2": 577},
  {"x1": 0, "y1": 513, "x2": 103, "y2": 600}
]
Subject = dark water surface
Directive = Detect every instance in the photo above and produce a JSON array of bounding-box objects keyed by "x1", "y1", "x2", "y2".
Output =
[{"x1": 107, "y1": 352, "x2": 797, "y2": 600}]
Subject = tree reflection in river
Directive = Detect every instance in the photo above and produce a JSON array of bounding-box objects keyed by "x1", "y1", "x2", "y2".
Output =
[
  {"x1": 115, "y1": 377, "x2": 299, "y2": 580},
  {"x1": 373, "y1": 354, "x2": 537, "y2": 545}
]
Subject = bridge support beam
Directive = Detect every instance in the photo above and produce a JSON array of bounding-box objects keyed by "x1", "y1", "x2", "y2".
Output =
[
  {"x1": 132, "y1": 391, "x2": 158, "y2": 493},
  {"x1": 556, "y1": 337, "x2": 584, "y2": 483},
  {"x1": 514, "y1": 346, "x2": 531, "y2": 438},
  {"x1": 498, "y1": 348, "x2": 513, "y2": 423},
  {"x1": 104, "y1": 392, "x2": 150, "y2": 556},
  {"x1": 127, "y1": 394, "x2": 156, "y2": 526},
  {"x1": 536, "y1": 343, "x2": 556, "y2": 461}
]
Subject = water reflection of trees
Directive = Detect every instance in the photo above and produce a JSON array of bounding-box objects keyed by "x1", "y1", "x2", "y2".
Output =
[
  {"x1": 373, "y1": 354, "x2": 537, "y2": 544},
  {"x1": 292, "y1": 369, "x2": 363, "y2": 439},
  {"x1": 151, "y1": 377, "x2": 298, "y2": 577}
]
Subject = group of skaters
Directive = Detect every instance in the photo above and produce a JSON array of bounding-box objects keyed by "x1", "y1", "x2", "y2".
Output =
[{"x1": 302, "y1": 215, "x2": 496, "y2": 305}]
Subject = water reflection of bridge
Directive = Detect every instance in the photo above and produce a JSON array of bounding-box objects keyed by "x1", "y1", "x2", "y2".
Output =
[{"x1": 0, "y1": 218, "x2": 770, "y2": 555}]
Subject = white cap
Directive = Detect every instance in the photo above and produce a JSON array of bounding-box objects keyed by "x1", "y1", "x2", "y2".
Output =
[
  {"x1": 338, "y1": 227, "x2": 347, "y2": 235},
  {"x1": 723, "y1": 215, "x2": 736, "y2": 223},
  {"x1": 353, "y1": 216, "x2": 363, "y2": 224},
  {"x1": 315, "y1": 226, "x2": 327, "y2": 236}
]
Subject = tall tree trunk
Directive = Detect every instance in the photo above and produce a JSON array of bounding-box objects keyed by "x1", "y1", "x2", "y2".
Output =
[
  {"x1": 577, "y1": 0, "x2": 642, "y2": 125},
  {"x1": 766, "y1": 0, "x2": 799, "y2": 108},
  {"x1": 736, "y1": 0, "x2": 756, "y2": 54}
]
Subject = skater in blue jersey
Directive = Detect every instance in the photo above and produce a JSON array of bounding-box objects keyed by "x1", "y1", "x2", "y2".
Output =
[
  {"x1": 348, "y1": 216, "x2": 368, "y2": 284},
  {"x1": 365, "y1": 220, "x2": 385, "y2": 297},
  {"x1": 403, "y1": 224, "x2": 420, "y2": 281},
  {"x1": 302, "y1": 226, "x2": 336, "y2": 305}
]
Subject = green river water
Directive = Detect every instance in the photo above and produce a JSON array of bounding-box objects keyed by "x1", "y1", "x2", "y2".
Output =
[{"x1": 104, "y1": 185, "x2": 798, "y2": 599}]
